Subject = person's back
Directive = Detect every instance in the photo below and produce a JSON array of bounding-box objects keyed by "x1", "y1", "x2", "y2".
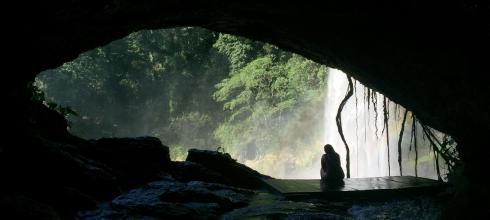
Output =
[{"x1": 320, "y1": 144, "x2": 344, "y2": 186}]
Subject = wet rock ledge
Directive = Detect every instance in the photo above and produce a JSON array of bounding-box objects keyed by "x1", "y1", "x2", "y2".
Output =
[{"x1": 0, "y1": 133, "x2": 271, "y2": 220}]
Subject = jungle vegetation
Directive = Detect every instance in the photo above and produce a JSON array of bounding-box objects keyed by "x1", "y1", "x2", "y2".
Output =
[
  {"x1": 36, "y1": 27, "x2": 458, "y2": 179},
  {"x1": 36, "y1": 27, "x2": 328, "y2": 175}
]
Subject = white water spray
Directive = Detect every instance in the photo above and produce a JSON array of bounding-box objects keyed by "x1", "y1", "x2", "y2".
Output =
[
  {"x1": 243, "y1": 68, "x2": 447, "y2": 180},
  {"x1": 323, "y1": 68, "x2": 443, "y2": 179}
]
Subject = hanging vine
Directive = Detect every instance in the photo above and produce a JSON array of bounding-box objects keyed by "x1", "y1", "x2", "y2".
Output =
[
  {"x1": 382, "y1": 97, "x2": 391, "y2": 176},
  {"x1": 412, "y1": 115, "x2": 419, "y2": 177},
  {"x1": 333, "y1": 72, "x2": 459, "y2": 180},
  {"x1": 336, "y1": 75, "x2": 354, "y2": 178},
  {"x1": 372, "y1": 91, "x2": 379, "y2": 138},
  {"x1": 397, "y1": 109, "x2": 408, "y2": 176},
  {"x1": 421, "y1": 125, "x2": 459, "y2": 173}
]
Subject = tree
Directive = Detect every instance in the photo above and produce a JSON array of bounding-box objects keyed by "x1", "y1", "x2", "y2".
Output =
[{"x1": 213, "y1": 37, "x2": 328, "y2": 174}]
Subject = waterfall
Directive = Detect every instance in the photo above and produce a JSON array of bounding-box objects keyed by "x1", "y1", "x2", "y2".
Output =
[
  {"x1": 324, "y1": 68, "x2": 388, "y2": 177},
  {"x1": 323, "y1": 68, "x2": 444, "y2": 179},
  {"x1": 242, "y1": 68, "x2": 450, "y2": 180}
]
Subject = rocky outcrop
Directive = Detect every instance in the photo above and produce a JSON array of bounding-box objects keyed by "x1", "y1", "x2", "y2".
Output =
[
  {"x1": 221, "y1": 193, "x2": 350, "y2": 220},
  {"x1": 83, "y1": 137, "x2": 171, "y2": 189},
  {"x1": 1, "y1": 138, "x2": 120, "y2": 199},
  {"x1": 26, "y1": 102, "x2": 71, "y2": 140},
  {"x1": 74, "y1": 149, "x2": 278, "y2": 219},
  {"x1": 167, "y1": 161, "x2": 232, "y2": 185},
  {"x1": 0, "y1": 195, "x2": 62, "y2": 220},
  {"x1": 0, "y1": 100, "x2": 271, "y2": 219},
  {"x1": 1, "y1": 138, "x2": 274, "y2": 219},
  {"x1": 77, "y1": 176, "x2": 255, "y2": 220},
  {"x1": 0, "y1": 135, "x2": 121, "y2": 219},
  {"x1": 186, "y1": 149, "x2": 271, "y2": 189}
]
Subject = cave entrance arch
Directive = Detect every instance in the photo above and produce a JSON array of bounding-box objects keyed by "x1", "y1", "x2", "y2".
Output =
[
  {"x1": 18, "y1": 2, "x2": 490, "y2": 217},
  {"x1": 37, "y1": 26, "x2": 455, "y2": 181}
]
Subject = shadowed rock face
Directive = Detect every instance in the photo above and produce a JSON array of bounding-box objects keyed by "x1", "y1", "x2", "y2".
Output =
[
  {"x1": 26, "y1": 1, "x2": 488, "y2": 167},
  {"x1": 30, "y1": 1, "x2": 489, "y2": 137},
  {"x1": 186, "y1": 149, "x2": 271, "y2": 189},
  {"x1": 77, "y1": 177, "x2": 255, "y2": 220},
  {"x1": 9, "y1": 0, "x2": 490, "y2": 218},
  {"x1": 86, "y1": 137, "x2": 171, "y2": 189}
]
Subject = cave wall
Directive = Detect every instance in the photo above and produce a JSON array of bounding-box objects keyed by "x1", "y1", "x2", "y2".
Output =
[
  {"x1": 14, "y1": 0, "x2": 490, "y2": 216},
  {"x1": 30, "y1": 0, "x2": 488, "y2": 136}
]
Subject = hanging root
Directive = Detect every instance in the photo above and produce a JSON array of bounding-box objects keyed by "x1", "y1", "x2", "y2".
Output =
[
  {"x1": 336, "y1": 75, "x2": 354, "y2": 178},
  {"x1": 409, "y1": 113, "x2": 414, "y2": 152},
  {"x1": 372, "y1": 91, "x2": 379, "y2": 138},
  {"x1": 366, "y1": 88, "x2": 371, "y2": 110},
  {"x1": 421, "y1": 126, "x2": 442, "y2": 181},
  {"x1": 398, "y1": 109, "x2": 408, "y2": 176},
  {"x1": 435, "y1": 149, "x2": 442, "y2": 181},
  {"x1": 412, "y1": 115, "x2": 418, "y2": 177},
  {"x1": 338, "y1": 77, "x2": 458, "y2": 180},
  {"x1": 421, "y1": 125, "x2": 459, "y2": 174},
  {"x1": 382, "y1": 97, "x2": 391, "y2": 175}
]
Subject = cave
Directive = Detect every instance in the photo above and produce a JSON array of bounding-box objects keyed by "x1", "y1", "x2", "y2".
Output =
[{"x1": 4, "y1": 0, "x2": 489, "y2": 219}]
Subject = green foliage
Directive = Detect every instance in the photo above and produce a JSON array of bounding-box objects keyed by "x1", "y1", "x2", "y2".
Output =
[
  {"x1": 38, "y1": 27, "x2": 227, "y2": 142},
  {"x1": 28, "y1": 80, "x2": 46, "y2": 103},
  {"x1": 213, "y1": 34, "x2": 261, "y2": 72},
  {"x1": 167, "y1": 111, "x2": 216, "y2": 147},
  {"x1": 36, "y1": 28, "x2": 328, "y2": 174},
  {"x1": 29, "y1": 80, "x2": 78, "y2": 126},
  {"x1": 213, "y1": 38, "x2": 328, "y2": 171}
]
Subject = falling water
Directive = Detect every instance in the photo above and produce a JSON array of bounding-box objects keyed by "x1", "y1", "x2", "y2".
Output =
[
  {"x1": 323, "y1": 68, "x2": 446, "y2": 179},
  {"x1": 253, "y1": 68, "x2": 450, "y2": 179}
]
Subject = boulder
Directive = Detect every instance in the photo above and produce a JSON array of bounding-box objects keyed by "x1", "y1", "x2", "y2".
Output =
[
  {"x1": 25, "y1": 102, "x2": 71, "y2": 140},
  {"x1": 167, "y1": 161, "x2": 231, "y2": 185},
  {"x1": 77, "y1": 178, "x2": 255, "y2": 220},
  {"x1": 0, "y1": 136, "x2": 121, "y2": 219},
  {"x1": 186, "y1": 149, "x2": 271, "y2": 189},
  {"x1": 86, "y1": 137, "x2": 171, "y2": 189},
  {"x1": 0, "y1": 136, "x2": 121, "y2": 200},
  {"x1": 0, "y1": 195, "x2": 61, "y2": 220}
]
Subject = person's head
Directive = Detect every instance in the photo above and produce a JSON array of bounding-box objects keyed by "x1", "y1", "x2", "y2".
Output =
[{"x1": 324, "y1": 144, "x2": 334, "y2": 153}]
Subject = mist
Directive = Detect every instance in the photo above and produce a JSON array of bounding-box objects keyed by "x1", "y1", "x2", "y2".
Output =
[{"x1": 323, "y1": 69, "x2": 455, "y2": 180}]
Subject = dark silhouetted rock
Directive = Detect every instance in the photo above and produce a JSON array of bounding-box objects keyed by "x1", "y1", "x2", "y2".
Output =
[
  {"x1": 0, "y1": 195, "x2": 61, "y2": 220},
  {"x1": 221, "y1": 192, "x2": 350, "y2": 220},
  {"x1": 86, "y1": 137, "x2": 171, "y2": 189},
  {"x1": 26, "y1": 102, "x2": 71, "y2": 140},
  {"x1": 0, "y1": 135, "x2": 121, "y2": 219},
  {"x1": 47, "y1": 187, "x2": 98, "y2": 219},
  {"x1": 186, "y1": 149, "x2": 271, "y2": 189},
  {"x1": 77, "y1": 178, "x2": 255, "y2": 220},
  {"x1": 168, "y1": 161, "x2": 231, "y2": 185},
  {"x1": 1, "y1": 136, "x2": 121, "y2": 199}
]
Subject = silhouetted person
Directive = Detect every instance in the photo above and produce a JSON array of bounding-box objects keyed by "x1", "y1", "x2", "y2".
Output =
[{"x1": 320, "y1": 144, "x2": 344, "y2": 187}]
